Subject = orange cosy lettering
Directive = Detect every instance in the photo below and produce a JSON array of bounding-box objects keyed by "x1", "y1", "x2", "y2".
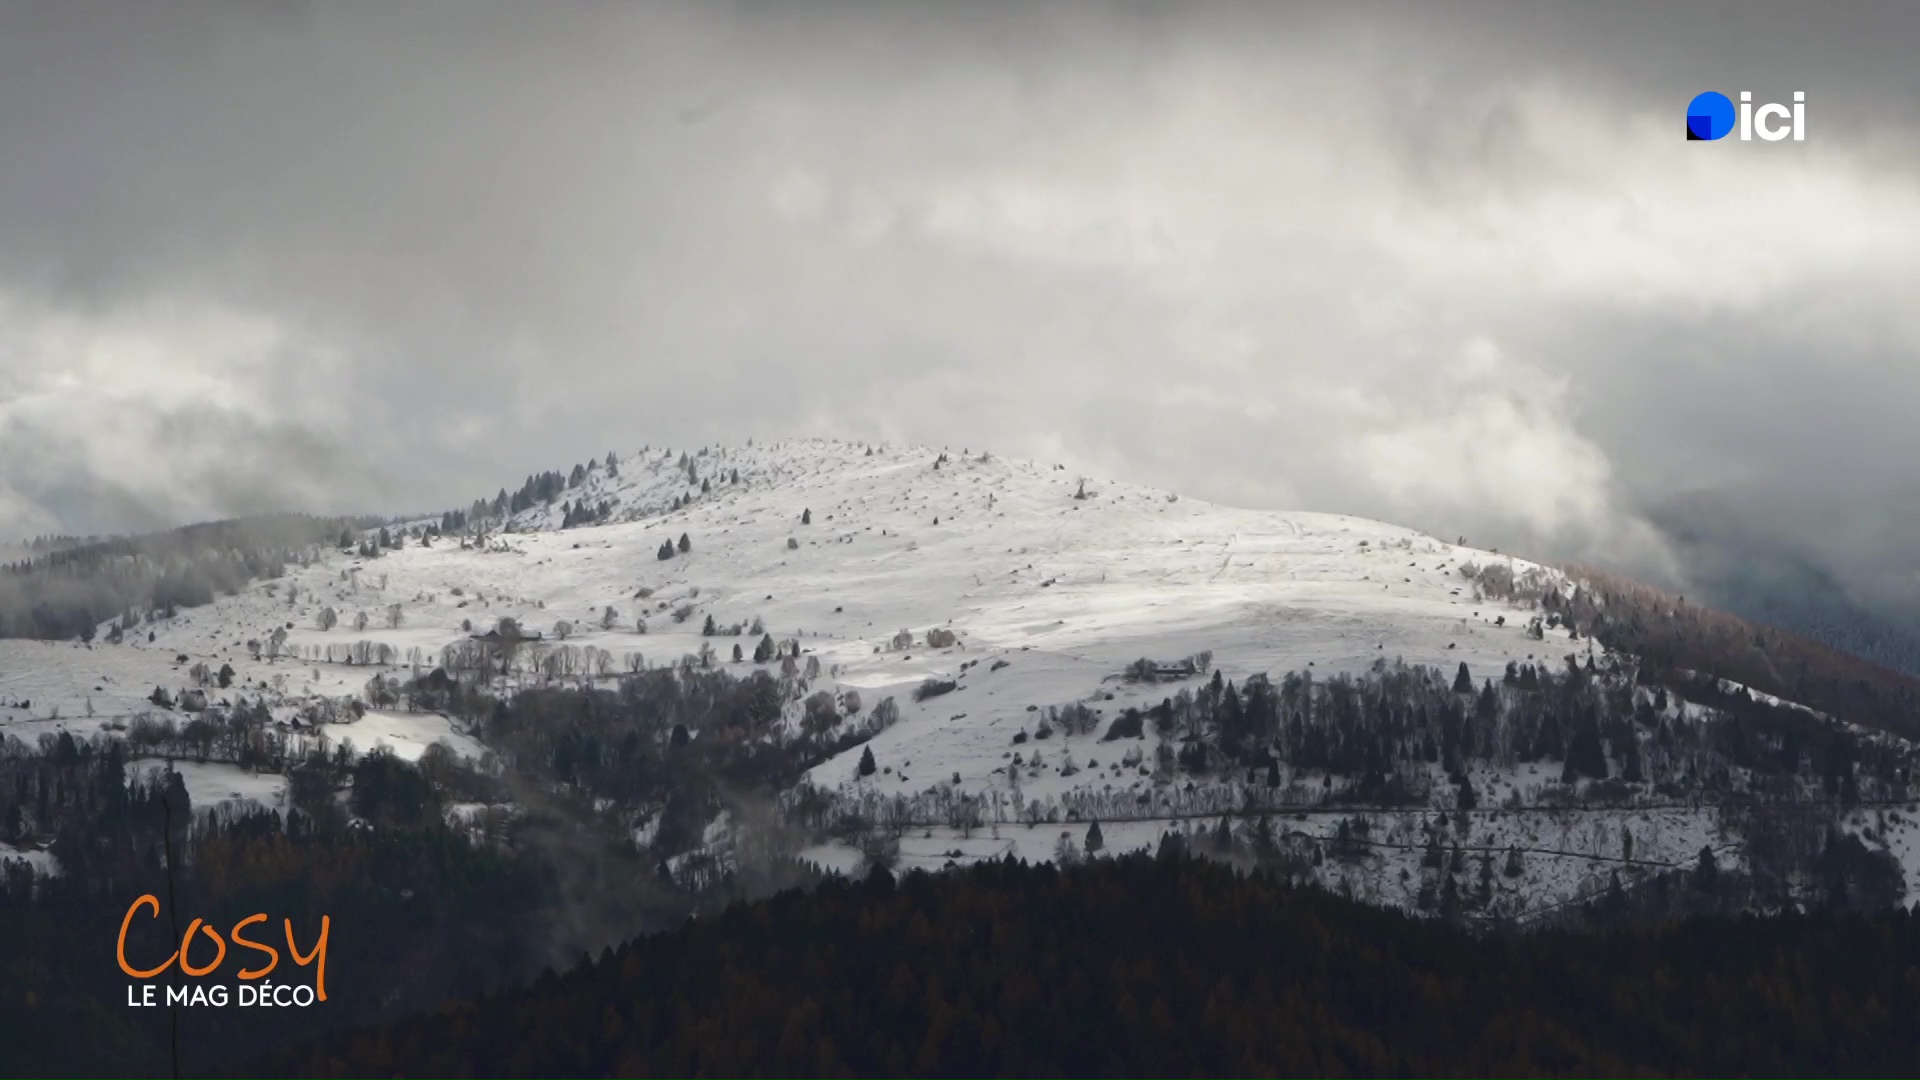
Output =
[
  {"x1": 117, "y1": 894, "x2": 331, "y2": 1001},
  {"x1": 177, "y1": 918, "x2": 226, "y2": 977},
  {"x1": 231, "y1": 913, "x2": 278, "y2": 980}
]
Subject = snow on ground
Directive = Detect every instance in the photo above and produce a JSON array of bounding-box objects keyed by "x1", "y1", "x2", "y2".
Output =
[
  {"x1": 803, "y1": 801, "x2": 1731, "y2": 919},
  {"x1": 0, "y1": 438, "x2": 1788, "y2": 912},
  {"x1": 125, "y1": 759, "x2": 290, "y2": 817},
  {"x1": 8, "y1": 439, "x2": 1573, "y2": 758},
  {"x1": 314, "y1": 710, "x2": 486, "y2": 763},
  {"x1": 0, "y1": 840, "x2": 60, "y2": 877},
  {"x1": 1886, "y1": 812, "x2": 1920, "y2": 897},
  {"x1": 1841, "y1": 805, "x2": 1920, "y2": 901}
]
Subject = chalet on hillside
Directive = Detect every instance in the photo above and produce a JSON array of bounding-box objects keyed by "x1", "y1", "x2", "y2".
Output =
[{"x1": 1121, "y1": 657, "x2": 1202, "y2": 684}]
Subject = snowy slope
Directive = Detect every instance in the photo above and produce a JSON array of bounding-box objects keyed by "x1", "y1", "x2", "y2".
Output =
[
  {"x1": 3, "y1": 440, "x2": 1558, "y2": 754},
  {"x1": 9, "y1": 438, "x2": 1889, "y2": 912}
]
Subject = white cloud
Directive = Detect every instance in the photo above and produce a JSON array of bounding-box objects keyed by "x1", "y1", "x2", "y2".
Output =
[{"x1": 0, "y1": 2, "x2": 1910, "y2": 599}]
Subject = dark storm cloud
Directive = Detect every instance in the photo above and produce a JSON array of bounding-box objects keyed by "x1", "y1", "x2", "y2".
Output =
[{"x1": 0, "y1": 1, "x2": 1915, "y2": 608}]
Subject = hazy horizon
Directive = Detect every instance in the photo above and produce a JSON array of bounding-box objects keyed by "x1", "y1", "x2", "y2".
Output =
[{"x1": 2, "y1": 1, "x2": 1916, "y2": 610}]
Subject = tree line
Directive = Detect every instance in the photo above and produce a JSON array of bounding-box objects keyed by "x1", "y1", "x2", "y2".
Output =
[
  {"x1": 0, "y1": 513, "x2": 379, "y2": 641},
  {"x1": 266, "y1": 851, "x2": 1920, "y2": 1077}
]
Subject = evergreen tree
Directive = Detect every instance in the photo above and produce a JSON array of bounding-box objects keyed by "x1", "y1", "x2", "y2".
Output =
[
  {"x1": 1562, "y1": 714, "x2": 1609, "y2": 782},
  {"x1": 1457, "y1": 774, "x2": 1478, "y2": 810},
  {"x1": 858, "y1": 746, "x2": 877, "y2": 777},
  {"x1": 1693, "y1": 845, "x2": 1719, "y2": 893},
  {"x1": 1156, "y1": 830, "x2": 1188, "y2": 863},
  {"x1": 1085, "y1": 819, "x2": 1104, "y2": 854},
  {"x1": 677, "y1": 533, "x2": 691, "y2": 554},
  {"x1": 1622, "y1": 737, "x2": 1645, "y2": 783},
  {"x1": 1453, "y1": 661, "x2": 1473, "y2": 694}
]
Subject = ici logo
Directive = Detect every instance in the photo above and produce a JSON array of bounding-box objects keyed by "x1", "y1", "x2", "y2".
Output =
[{"x1": 1686, "y1": 91, "x2": 1805, "y2": 142}]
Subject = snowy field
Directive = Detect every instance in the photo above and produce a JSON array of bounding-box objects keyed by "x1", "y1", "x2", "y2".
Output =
[
  {"x1": 311, "y1": 710, "x2": 487, "y2": 763},
  {"x1": 0, "y1": 840, "x2": 59, "y2": 877},
  {"x1": 125, "y1": 758, "x2": 290, "y2": 817}
]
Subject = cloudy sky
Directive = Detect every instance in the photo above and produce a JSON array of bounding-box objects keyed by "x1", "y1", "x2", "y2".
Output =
[{"x1": 1, "y1": 1, "x2": 1916, "y2": 600}]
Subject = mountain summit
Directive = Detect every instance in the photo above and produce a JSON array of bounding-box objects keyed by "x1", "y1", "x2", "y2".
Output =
[{"x1": 5, "y1": 438, "x2": 1918, "y2": 923}]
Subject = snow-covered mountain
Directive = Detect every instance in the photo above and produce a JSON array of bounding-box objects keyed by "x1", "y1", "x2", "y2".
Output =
[{"x1": 5, "y1": 438, "x2": 1917, "y2": 920}]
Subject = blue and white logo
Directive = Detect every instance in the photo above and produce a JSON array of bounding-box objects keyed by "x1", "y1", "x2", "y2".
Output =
[
  {"x1": 1686, "y1": 92, "x2": 1735, "y2": 140},
  {"x1": 1688, "y1": 91, "x2": 1805, "y2": 142}
]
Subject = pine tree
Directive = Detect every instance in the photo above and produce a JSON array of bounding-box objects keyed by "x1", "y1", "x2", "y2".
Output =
[
  {"x1": 1453, "y1": 661, "x2": 1473, "y2": 694},
  {"x1": 754, "y1": 634, "x2": 775, "y2": 663},
  {"x1": 1693, "y1": 846, "x2": 1719, "y2": 893},
  {"x1": 1562, "y1": 715, "x2": 1608, "y2": 782},
  {"x1": 1457, "y1": 774, "x2": 1478, "y2": 809},
  {"x1": 801, "y1": 508, "x2": 812, "y2": 525},
  {"x1": 1085, "y1": 819, "x2": 1104, "y2": 854},
  {"x1": 1622, "y1": 737, "x2": 1645, "y2": 783},
  {"x1": 677, "y1": 533, "x2": 691, "y2": 554},
  {"x1": 858, "y1": 746, "x2": 877, "y2": 777}
]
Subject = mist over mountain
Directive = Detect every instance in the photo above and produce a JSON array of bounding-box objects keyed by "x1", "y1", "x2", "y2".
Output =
[
  {"x1": 1648, "y1": 495, "x2": 1920, "y2": 679},
  {"x1": 2, "y1": 2, "x2": 1917, "y2": 628}
]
